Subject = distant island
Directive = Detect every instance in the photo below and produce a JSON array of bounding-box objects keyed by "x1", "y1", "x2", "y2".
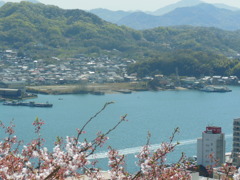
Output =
[{"x1": 0, "y1": 2, "x2": 240, "y2": 99}]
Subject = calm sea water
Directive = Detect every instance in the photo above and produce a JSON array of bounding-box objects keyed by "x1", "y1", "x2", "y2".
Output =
[{"x1": 0, "y1": 86, "x2": 239, "y2": 172}]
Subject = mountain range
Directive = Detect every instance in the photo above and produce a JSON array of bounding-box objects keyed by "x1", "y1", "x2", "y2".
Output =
[
  {"x1": 89, "y1": 0, "x2": 239, "y2": 21},
  {"x1": 0, "y1": 1, "x2": 239, "y2": 58},
  {"x1": 0, "y1": 1, "x2": 240, "y2": 57},
  {"x1": 117, "y1": 3, "x2": 240, "y2": 30},
  {"x1": 90, "y1": 0, "x2": 240, "y2": 30},
  {"x1": 151, "y1": 0, "x2": 239, "y2": 16},
  {"x1": 152, "y1": 0, "x2": 204, "y2": 16},
  {"x1": 1, "y1": 0, "x2": 239, "y2": 31},
  {"x1": 89, "y1": 9, "x2": 132, "y2": 24}
]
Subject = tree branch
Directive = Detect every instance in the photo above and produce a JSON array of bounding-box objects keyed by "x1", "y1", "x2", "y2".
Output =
[{"x1": 75, "y1": 101, "x2": 114, "y2": 145}]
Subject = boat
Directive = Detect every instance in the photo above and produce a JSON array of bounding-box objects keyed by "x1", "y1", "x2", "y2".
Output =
[
  {"x1": 3, "y1": 100, "x2": 19, "y2": 106},
  {"x1": 200, "y1": 85, "x2": 232, "y2": 92},
  {"x1": 3, "y1": 101, "x2": 53, "y2": 107},
  {"x1": 28, "y1": 101, "x2": 53, "y2": 107}
]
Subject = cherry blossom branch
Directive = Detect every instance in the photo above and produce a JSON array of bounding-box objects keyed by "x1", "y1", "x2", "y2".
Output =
[
  {"x1": 0, "y1": 108, "x2": 213, "y2": 179},
  {"x1": 132, "y1": 127, "x2": 180, "y2": 180},
  {"x1": 44, "y1": 166, "x2": 60, "y2": 180},
  {"x1": 107, "y1": 146, "x2": 128, "y2": 179},
  {"x1": 45, "y1": 103, "x2": 126, "y2": 179}
]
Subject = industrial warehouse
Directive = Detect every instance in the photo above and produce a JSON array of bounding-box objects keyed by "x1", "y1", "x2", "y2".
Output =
[
  {"x1": 0, "y1": 81, "x2": 36, "y2": 100},
  {"x1": 0, "y1": 88, "x2": 22, "y2": 98}
]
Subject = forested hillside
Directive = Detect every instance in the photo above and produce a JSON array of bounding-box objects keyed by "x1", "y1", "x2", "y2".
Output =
[
  {"x1": 127, "y1": 50, "x2": 240, "y2": 77},
  {"x1": 142, "y1": 26, "x2": 240, "y2": 56},
  {"x1": 1, "y1": 2, "x2": 240, "y2": 77},
  {"x1": 0, "y1": 2, "x2": 143, "y2": 58}
]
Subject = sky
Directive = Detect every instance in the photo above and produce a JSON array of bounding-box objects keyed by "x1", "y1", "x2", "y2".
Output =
[{"x1": 4, "y1": 0, "x2": 240, "y2": 11}]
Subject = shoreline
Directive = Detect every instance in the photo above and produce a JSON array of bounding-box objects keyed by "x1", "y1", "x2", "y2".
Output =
[
  {"x1": 26, "y1": 83, "x2": 188, "y2": 95},
  {"x1": 26, "y1": 82, "x2": 149, "y2": 95}
]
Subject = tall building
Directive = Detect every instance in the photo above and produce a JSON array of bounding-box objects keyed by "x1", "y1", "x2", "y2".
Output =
[
  {"x1": 233, "y1": 118, "x2": 240, "y2": 166},
  {"x1": 197, "y1": 126, "x2": 225, "y2": 167}
]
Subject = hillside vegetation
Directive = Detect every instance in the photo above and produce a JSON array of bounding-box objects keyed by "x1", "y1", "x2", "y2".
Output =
[
  {"x1": 0, "y1": 2, "x2": 143, "y2": 58},
  {"x1": 127, "y1": 50, "x2": 240, "y2": 78},
  {"x1": 1, "y1": 2, "x2": 240, "y2": 77}
]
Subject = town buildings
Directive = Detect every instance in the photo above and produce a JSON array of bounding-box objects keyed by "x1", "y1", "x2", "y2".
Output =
[
  {"x1": 197, "y1": 126, "x2": 225, "y2": 167},
  {"x1": 0, "y1": 50, "x2": 137, "y2": 86},
  {"x1": 0, "y1": 49, "x2": 239, "y2": 88},
  {"x1": 233, "y1": 118, "x2": 240, "y2": 166}
]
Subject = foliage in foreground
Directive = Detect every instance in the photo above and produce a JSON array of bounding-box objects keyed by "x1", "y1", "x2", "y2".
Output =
[{"x1": 0, "y1": 102, "x2": 239, "y2": 179}]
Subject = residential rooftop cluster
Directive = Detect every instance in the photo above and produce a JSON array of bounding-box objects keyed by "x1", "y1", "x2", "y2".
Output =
[
  {"x1": 0, "y1": 50, "x2": 136, "y2": 85},
  {"x1": 1, "y1": 49, "x2": 240, "y2": 91},
  {"x1": 180, "y1": 76, "x2": 239, "y2": 89}
]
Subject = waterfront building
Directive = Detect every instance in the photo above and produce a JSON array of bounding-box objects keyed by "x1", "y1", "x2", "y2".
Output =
[
  {"x1": 233, "y1": 118, "x2": 240, "y2": 166},
  {"x1": 197, "y1": 126, "x2": 225, "y2": 167},
  {"x1": 0, "y1": 81, "x2": 26, "y2": 93},
  {"x1": 0, "y1": 88, "x2": 22, "y2": 98}
]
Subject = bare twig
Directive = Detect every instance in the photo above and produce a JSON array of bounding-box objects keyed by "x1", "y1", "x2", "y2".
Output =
[
  {"x1": 146, "y1": 131, "x2": 151, "y2": 146},
  {"x1": 102, "y1": 114, "x2": 127, "y2": 138},
  {"x1": 75, "y1": 101, "x2": 114, "y2": 145},
  {"x1": 85, "y1": 114, "x2": 128, "y2": 157}
]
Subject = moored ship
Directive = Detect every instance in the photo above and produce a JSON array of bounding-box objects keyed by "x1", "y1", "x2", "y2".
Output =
[{"x1": 3, "y1": 101, "x2": 53, "y2": 107}]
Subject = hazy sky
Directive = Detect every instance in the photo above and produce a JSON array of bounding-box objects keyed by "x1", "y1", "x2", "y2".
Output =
[{"x1": 5, "y1": 0, "x2": 240, "y2": 11}]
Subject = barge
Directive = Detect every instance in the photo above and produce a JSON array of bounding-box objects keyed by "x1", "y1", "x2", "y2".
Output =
[{"x1": 3, "y1": 101, "x2": 53, "y2": 107}]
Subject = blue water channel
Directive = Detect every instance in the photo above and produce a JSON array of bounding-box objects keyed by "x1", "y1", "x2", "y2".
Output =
[{"x1": 0, "y1": 86, "x2": 239, "y2": 172}]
